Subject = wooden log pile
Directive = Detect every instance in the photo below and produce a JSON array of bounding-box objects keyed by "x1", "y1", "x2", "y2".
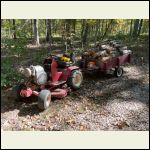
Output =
[{"x1": 82, "y1": 40, "x2": 129, "y2": 68}]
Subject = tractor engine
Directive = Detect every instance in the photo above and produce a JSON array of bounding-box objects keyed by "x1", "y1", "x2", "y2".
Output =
[{"x1": 24, "y1": 65, "x2": 48, "y2": 85}]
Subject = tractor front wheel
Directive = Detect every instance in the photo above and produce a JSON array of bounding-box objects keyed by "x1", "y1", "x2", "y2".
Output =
[{"x1": 38, "y1": 90, "x2": 51, "y2": 110}]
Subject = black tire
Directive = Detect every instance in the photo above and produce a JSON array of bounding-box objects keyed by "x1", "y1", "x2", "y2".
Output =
[
  {"x1": 14, "y1": 84, "x2": 27, "y2": 101},
  {"x1": 114, "y1": 67, "x2": 123, "y2": 77},
  {"x1": 38, "y1": 90, "x2": 51, "y2": 110},
  {"x1": 67, "y1": 70, "x2": 83, "y2": 90}
]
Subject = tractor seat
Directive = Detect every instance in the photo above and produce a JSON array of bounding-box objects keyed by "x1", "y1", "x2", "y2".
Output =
[{"x1": 57, "y1": 61, "x2": 73, "y2": 68}]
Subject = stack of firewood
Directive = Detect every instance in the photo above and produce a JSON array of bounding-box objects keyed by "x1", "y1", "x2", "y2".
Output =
[{"x1": 82, "y1": 40, "x2": 127, "y2": 67}]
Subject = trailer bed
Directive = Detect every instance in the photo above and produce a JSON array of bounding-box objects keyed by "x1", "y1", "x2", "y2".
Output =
[{"x1": 81, "y1": 52, "x2": 131, "y2": 74}]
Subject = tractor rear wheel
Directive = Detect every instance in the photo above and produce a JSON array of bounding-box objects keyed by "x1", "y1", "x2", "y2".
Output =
[
  {"x1": 67, "y1": 70, "x2": 83, "y2": 90},
  {"x1": 38, "y1": 90, "x2": 51, "y2": 110}
]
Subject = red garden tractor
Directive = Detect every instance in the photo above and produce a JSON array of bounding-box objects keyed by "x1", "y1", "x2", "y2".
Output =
[{"x1": 15, "y1": 54, "x2": 83, "y2": 110}]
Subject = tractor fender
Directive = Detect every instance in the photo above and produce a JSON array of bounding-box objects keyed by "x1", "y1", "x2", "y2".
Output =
[
  {"x1": 61, "y1": 66, "x2": 79, "y2": 81},
  {"x1": 67, "y1": 66, "x2": 80, "y2": 76},
  {"x1": 67, "y1": 66, "x2": 79, "y2": 71}
]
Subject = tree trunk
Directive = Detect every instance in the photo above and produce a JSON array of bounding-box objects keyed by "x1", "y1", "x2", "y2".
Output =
[
  {"x1": 82, "y1": 22, "x2": 89, "y2": 45},
  {"x1": 81, "y1": 19, "x2": 85, "y2": 41},
  {"x1": 94, "y1": 20, "x2": 100, "y2": 44},
  {"x1": 101, "y1": 19, "x2": 104, "y2": 37},
  {"x1": 97, "y1": 20, "x2": 101, "y2": 39},
  {"x1": 105, "y1": 20, "x2": 108, "y2": 29},
  {"x1": 132, "y1": 19, "x2": 140, "y2": 37},
  {"x1": 72, "y1": 19, "x2": 76, "y2": 34},
  {"x1": 31, "y1": 19, "x2": 33, "y2": 39},
  {"x1": 65, "y1": 19, "x2": 71, "y2": 35},
  {"x1": 33, "y1": 19, "x2": 40, "y2": 46},
  {"x1": 65, "y1": 19, "x2": 71, "y2": 46},
  {"x1": 46, "y1": 19, "x2": 52, "y2": 43},
  {"x1": 101, "y1": 19, "x2": 113, "y2": 40},
  {"x1": 129, "y1": 19, "x2": 133, "y2": 36},
  {"x1": 12, "y1": 19, "x2": 16, "y2": 39},
  {"x1": 137, "y1": 19, "x2": 143, "y2": 36},
  {"x1": 8, "y1": 20, "x2": 11, "y2": 38}
]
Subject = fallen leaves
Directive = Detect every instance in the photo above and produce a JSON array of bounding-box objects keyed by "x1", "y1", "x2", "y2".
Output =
[
  {"x1": 1, "y1": 58, "x2": 149, "y2": 131},
  {"x1": 113, "y1": 120, "x2": 130, "y2": 129},
  {"x1": 65, "y1": 117, "x2": 76, "y2": 125}
]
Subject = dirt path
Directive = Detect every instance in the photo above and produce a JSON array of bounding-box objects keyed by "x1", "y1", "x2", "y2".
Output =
[{"x1": 1, "y1": 62, "x2": 149, "y2": 131}]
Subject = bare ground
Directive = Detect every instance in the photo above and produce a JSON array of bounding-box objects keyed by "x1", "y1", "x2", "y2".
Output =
[{"x1": 1, "y1": 56, "x2": 149, "y2": 131}]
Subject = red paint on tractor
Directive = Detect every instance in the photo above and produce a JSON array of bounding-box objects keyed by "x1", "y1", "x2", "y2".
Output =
[
  {"x1": 18, "y1": 55, "x2": 82, "y2": 102},
  {"x1": 20, "y1": 88, "x2": 32, "y2": 97},
  {"x1": 68, "y1": 66, "x2": 79, "y2": 71},
  {"x1": 60, "y1": 66, "x2": 79, "y2": 81},
  {"x1": 51, "y1": 89, "x2": 67, "y2": 98},
  {"x1": 51, "y1": 59, "x2": 62, "y2": 82}
]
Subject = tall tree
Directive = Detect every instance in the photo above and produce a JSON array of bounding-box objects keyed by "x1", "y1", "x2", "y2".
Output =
[
  {"x1": 65, "y1": 19, "x2": 71, "y2": 46},
  {"x1": 101, "y1": 19, "x2": 104, "y2": 37},
  {"x1": 101, "y1": 19, "x2": 113, "y2": 40},
  {"x1": 72, "y1": 19, "x2": 76, "y2": 34},
  {"x1": 12, "y1": 19, "x2": 16, "y2": 39},
  {"x1": 97, "y1": 20, "x2": 101, "y2": 39},
  {"x1": 82, "y1": 21, "x2": 89, "y2": 46},
  {"x1": 132, "y1": 19, "x2": 140, "y2": 37},
  {"x1": 94, "y1": 20, "x2": 100, "y2": 44},
  {"x1": 137, "y1": 19, "x2": 143, "y2": 36},
  {"x1": 33, "y1": 19, "x2": 40, "y2": 45},
  {"x1": 46, "y1": 19, "x2": 52, "y2": 43},
  {"x1": 65, "y1": 19, "x2": 71, "y2": 35},
  {"x1": 31, "y1": 19, "x2": 34, "y2": 39},
  {"x1": 129, "y1": 19, "x2": 133, "y2": 36},
  {"x1": 81, "y1": 20, "x2": 85, "y2": 40}
]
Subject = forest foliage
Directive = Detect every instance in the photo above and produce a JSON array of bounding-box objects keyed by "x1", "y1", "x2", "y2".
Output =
[{"x1": 1, "y1": 19, "x2": 149, "y2": 88}]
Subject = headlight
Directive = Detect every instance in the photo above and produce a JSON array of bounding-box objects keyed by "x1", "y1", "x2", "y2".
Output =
[{"x1": 24, "y1": 68, "x2": 32, "y2": 77}]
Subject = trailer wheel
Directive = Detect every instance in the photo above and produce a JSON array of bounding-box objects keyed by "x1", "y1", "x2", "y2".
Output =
[
  {"x1": 67, "y1": 70, "x2": 83, "y2": 90},
  {"x1": 38, "y1": 90, "x2": 51, "y2": 110},
  {"x1": 114, "y1": 67, "x2": 123, "y2": 77},
  {"x1": 14, "y1": 84, "x2": 27, "y2": 101}
]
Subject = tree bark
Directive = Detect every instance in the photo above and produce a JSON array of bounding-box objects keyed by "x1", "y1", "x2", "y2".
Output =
[
  {"x1": 129, "y1": 19, "x2": 133, "y2": 36},
  {"x1": 46, "y1": 19, "x2": 52, "y2": 43},
  {"x1": 65, "y1": 19, "x2": 71, "y2": 46},
  {"x1": 72, "y1": 19, "x2": 76, "y2": 34},
  {"x1": 81, "y1": 19, "x2": 85, "y2": 41},
  {"x1": 33, "y1": 19, "x2": 40, "y2": 46},
  {"x1": 101, "y1": 19, "x2": 104, "y2": 37},
  {"x1": 137, "y1": 19, "x2": 143, "y2": 36},
  {"x1": 97, "y1": 20, "x2": 101, "y2": 39},
  {"x1": 65, "y1": 19, "x2": 71, "y2": 36},
  {"x1": 94, "y1": 20, "x2": 100, "y2": 44},
  {"x1": 82, "y1": 22, "x2": 89, "y2": 45},
  {"x1": 13, "y1": 19, "x2": 16, "y2": 39},
  {"x1": 101, "y1": 19, "x2": 113, "y2": 40},
  {"x1": 31, "y1": 19, "x2": 33, "y2": 39},
  {"x1": 132, "y1": 19, "x2": 140, "y2": 37}
]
